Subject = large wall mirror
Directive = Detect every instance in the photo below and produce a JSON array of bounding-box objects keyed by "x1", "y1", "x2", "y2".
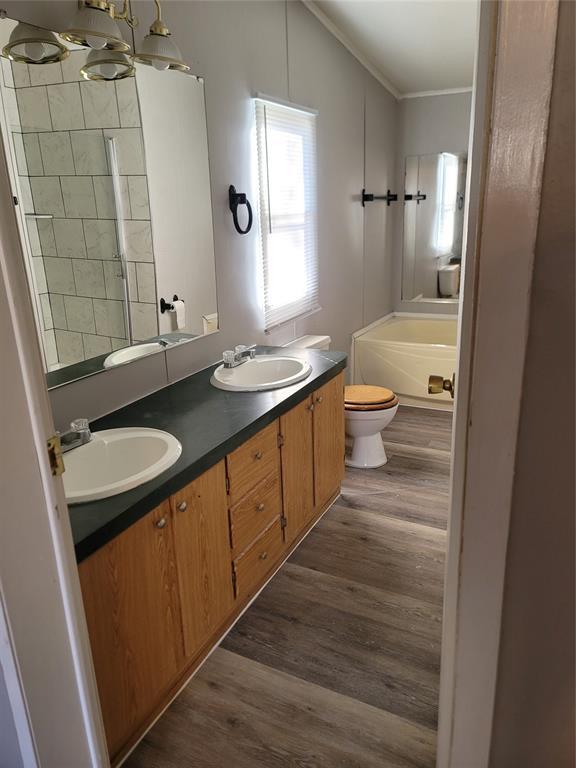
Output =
[
  {"x1": 0, "y1": 17, "x2": 218, "y2": 388},
  {"x1": 401, "y1": 151, "x2": 467, "y2": 302}
]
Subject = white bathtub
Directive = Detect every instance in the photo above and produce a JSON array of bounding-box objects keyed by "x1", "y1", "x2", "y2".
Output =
[{"x1": 352, "y1": 314, "x2": 458, "y2": 409}]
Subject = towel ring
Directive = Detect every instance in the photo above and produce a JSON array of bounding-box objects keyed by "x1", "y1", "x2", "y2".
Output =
[{"x1": 228, "y1": 185, "x2": 253, "y2": 235}]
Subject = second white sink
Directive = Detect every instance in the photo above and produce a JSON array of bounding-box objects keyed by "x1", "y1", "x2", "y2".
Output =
[
  {"x1": 63, "y1": 428, "x2": 182, "y2": 504},
  {"x1": 211, "y1": 355, "x2": 312, "y2": 392},
  {"x1": 103, "y1": 342, "x2": 165, "y2": 369}
]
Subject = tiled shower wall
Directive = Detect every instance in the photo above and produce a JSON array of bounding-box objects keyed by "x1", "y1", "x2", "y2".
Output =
[{"x1": 2, "y1": 50, "x2": 159, "y2": 367}]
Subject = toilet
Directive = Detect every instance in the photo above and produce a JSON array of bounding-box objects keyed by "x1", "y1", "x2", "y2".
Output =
[
  {"x1": 438, "y1": 263, "x2": 461, "y2": 298},
  {"x1": 345, "y1": 385, "x2": 399, "y2": 468}
]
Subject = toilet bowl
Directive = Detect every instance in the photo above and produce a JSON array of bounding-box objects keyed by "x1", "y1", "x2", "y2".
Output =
[{"x1": 344, "y1": 385, "x2": 399, "y2": 468}]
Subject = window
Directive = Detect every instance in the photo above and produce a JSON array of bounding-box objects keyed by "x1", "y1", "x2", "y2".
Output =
[{"x1": 255, "y1": 98, "x2": 319, "y2": 331}]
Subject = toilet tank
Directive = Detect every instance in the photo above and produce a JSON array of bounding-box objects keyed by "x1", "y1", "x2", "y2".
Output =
[
  {"x1": 438, "y1": 264, "x2": 461, "y2": 298},
  {"x1": 284, "y1": 335, "x2": 331, "y2": 351}
]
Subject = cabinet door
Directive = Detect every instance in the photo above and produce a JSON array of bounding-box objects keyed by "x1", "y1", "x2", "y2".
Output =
[
  {"x1": 171, "y1": 462, "x2": 234, "y2": 660},
  {"x1": 280, "y1": 395, "x2": 315, "y2": 547},
  {"x1": 79, "y1": 502, "x2": 183, "y2": 758},
  {"x1": 313, "y1": 371, "x2": 345, "y2": 509}
]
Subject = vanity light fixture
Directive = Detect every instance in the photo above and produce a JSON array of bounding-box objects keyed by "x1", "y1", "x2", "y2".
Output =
[
  {"x1": 81, "y1": 48, "x2": 134, "y2": 80},
  {"x1": 60, "y1": 0, "x2": 131, "y2": 52},
  {"x1": 2, "y1": 22, "x2": 69, "y2": 64},
  {"x1": 134, "y1": 0, "x2": 189, "y2": 72}
]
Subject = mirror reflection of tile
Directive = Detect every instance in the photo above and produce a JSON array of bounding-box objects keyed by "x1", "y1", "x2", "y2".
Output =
[{"x1": 0, "y1": 42, "x2": 218, "y2": 383}]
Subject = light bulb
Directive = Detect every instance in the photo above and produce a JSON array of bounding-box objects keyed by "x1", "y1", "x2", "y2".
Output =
[
  {"x1": 85, "y1": 34, "x2": 106, "y2": 50},
  {"x1": 23, "y1": 41, "x2": 47, "y2": 62},
  {"x1": 152, "y1": 58, "x2": 169, "y2": 71},
  {"x1": 99, "y1": 62, "x2": 118, "y2": 79}
]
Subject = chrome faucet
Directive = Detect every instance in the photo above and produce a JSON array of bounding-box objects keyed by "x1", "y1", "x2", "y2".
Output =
[
  {"x1": 60, "y1": 418, "x2": 92, "y2": 454},
  {"x1": 222, "y1": 345, "x2": 256, "y2": 368}
]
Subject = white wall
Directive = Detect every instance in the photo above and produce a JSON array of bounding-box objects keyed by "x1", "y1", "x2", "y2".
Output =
[
  {"x1": 393, "y1": 91, "x2": 472, "y2": 313},
  {"x1": 4, "y1": 0, "x2": 399, "y2": 428}
]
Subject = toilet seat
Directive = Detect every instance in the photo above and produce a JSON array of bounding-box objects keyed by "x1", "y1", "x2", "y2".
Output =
[{"x1": 345, "y1": 385, "x2": 397, "y2": 411}]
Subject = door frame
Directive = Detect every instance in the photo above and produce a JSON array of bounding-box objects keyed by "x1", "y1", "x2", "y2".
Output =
[
  {"x1": 437, "y1": 1, "x2": 560, "y2": 766},
  {"x1": 0, "y1": 123, "x2": 108, "y2": 764}
]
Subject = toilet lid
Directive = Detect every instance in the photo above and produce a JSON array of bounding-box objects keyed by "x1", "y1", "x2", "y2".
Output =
[
  {"x1": 345, "y1": 385, "x2": 396, "y2": 406},
  {"x1": 345, "y1": 395, "x2": 399, "y2": 412}
]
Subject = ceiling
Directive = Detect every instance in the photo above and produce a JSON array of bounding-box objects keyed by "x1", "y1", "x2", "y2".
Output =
[{"x1": 309, "y1": 0, "x2": 478, "y2": 97}]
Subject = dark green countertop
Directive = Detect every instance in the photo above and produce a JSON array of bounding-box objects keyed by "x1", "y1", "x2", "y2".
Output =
[{"x1": 69, "y1": 346, "x2": 347, "y2": 563}]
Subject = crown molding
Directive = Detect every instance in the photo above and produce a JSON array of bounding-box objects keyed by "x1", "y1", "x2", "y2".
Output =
[
  {"x1": 399, "y1": 87, "x2": 473, "y2": 100},
  {"x1": 301, "y1": 1, "x2": 400, "y2": 100}
]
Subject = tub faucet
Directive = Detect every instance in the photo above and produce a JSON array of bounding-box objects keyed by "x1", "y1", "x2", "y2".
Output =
[
  {"x1": 60, "y1": 418, "x2": 92, "y2": 454},
  {"x1": 222, "y1": 345, "x2": 256, "y2": 368}
]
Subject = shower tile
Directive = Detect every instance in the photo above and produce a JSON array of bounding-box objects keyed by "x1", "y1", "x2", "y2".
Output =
[
  {"x1": 30, "y1": 177, "x2": 65, "y2": 217},
  {"x1": 38, "y1": 132, "x2": 75, "y2": 175},
  {"x1": 92, "y1": 175, "x2": 131, "y2": 219},
  {"x1": 61, "y1": 177, "x2": 97, "y2": 218},
  {"x1": 102, "y1": 128, "x2": 145, "y2": 174},
  {"x1": 44, "y1": 257, "x2": 75, "y2": 295},
  {"x1": 111, "y1": 337, "x2": 129, "y2": 351},
  {"x1": 1, "y1": 59, "x2": 14, "y2": 88},
  {"x1": 93, "y1": 299, "x2": 126, "y2": 338},
  {"x1": 103, "y1": 260, "x2": 125, "y2": 300},
  {"x1": 3, "y1": 89, "x2": 20, "y2": 132},
  {"x1": 70, "y1": 130, "x2": 108, "y2": 175},
  {"x1": 13, "y1": 133, "x2": 27, "y2": 175},
  {"x1": 127, "y1": 261, "x2": 137, "y2": 299},
  {"x1": 61, "y1": 51, "x2": 84, "y2": 83},
  {"x1": 116, "y1": 79, "x2": 140, "y2": 128},
  {"x1": 22, "y1": 133, "x2": 44, "y2": 175},
  {"x1": 131, "y1": 302, "x2": 158, "y2": 341},
  {"x1": 124, "y1": 220, "x2": 153, "y2": 262},
  {"x1": 29, "y1": 61, "x2": 63, "y2": 86},
  {"x1": 80, "y1": 80, "x2": 120, "y2": 129},
  {"x1": 55, "y1": 329, "x2": 84, "y2": 364},
  {"x1": 44, "y1": 329, "x2": 58, "y2": 368},
  {"x1": 11, "y1": 62, "x2": 30, "y2": 88},
  {"x1": 53, "y1": 219, "x2": 87, "y2": 259},
  {"x1": 136, "y1": 262, "x2": 156, "y2": 303},
  {"x1": 83, "y1": 219, "x2": 117, "y2": 260},
  {"x1": 26, "y1": 218, "x2": 42, "y2": 257},
  {"x1": 17, "y1": 87, "x2": 52, "y2": 132},
  {"x1": 64, "y1": 295, "x2": 96, "y2": 334},
  {"x1": 47, "y1": 83, "x2": 85, "y2": 130},
  {"x1": 39, "y1": 293, "x2": 53, "y2": 330},
  {"x1": 18, "y1": 176, "x2": 34, "y2": 213},
  {"x1": 37, "y1": 219, "x2": 57, "y2": 257},
  {"x1": 32, "y1": 257, "x2": 47, "y2": 294},
  {"x1": 50, "y1": 293, "x2": 67, "y2": 330},
  {"x1": 83, "y1": 333, "x2": 112, "y2": 358},
  {"x1": 127, "y1": 176, "x2": 150, "y2": 219},
  {"x1": 72, "y1": 259, "x2": 105, "y2": 298}
]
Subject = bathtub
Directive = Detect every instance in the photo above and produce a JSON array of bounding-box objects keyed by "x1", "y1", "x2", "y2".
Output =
[{"x1": 352, "y1": 314, "x2": 458, "y2": 409}]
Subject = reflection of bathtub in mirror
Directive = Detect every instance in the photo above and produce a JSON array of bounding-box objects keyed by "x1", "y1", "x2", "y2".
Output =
[{"x1": 352, "y1": 313, "x2": 457, "y2": 410}]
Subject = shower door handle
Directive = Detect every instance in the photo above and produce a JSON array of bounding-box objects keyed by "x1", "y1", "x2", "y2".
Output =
[{"x1": 428, "y1": 373, "x2": 455, "y2": 398}]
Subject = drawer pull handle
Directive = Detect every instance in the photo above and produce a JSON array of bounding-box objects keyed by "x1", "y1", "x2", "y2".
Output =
[
  {"x1": 256, "y1": 503, "x2": 265, "y2": 512},
  {"x1": 177, "y1": 501, "x2": 187, "y2": 512},
  {"x1": 259, "y1": 551, "x2": 268, "y2": 561},
  {"x1": 308, "y1": 403, "x2": 315, "y2": 412},
  {"x1": 316, "y1": 395, "x2": 324, "y2": 403},
  {"x1": 254, "y1": 451, "x2": 263, "y2": 460},
  {"x1": 155, "y1": 517, "x2": 167, "y2": 529}
]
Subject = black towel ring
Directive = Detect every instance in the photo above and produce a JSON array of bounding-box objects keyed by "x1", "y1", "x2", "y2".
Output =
[{"x1": 228, "y1": 185, "x2": 253, "y2": 235}]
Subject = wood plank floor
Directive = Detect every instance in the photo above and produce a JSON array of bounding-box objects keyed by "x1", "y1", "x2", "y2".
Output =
[{"x1": 126, "y1": 406, "x2": 452, "y2": 768}]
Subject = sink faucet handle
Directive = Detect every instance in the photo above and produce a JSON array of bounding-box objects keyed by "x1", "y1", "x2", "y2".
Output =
[
  {"x1": 70, "y1": 418, "x2": 90, "y2": 432},
  {"x1": 234, "y1": 345, "x2": 247, "y2": 355},
  {"x1": 223, "y1": 350, "x2": 235, "y2": 366}
]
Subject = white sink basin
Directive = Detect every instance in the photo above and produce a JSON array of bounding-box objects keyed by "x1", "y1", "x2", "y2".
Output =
[
  {"x1": 211, "y1": 355, "x2": 312, "y2": 392},
  {"x1": 103, "y1": 342, "x2": 165, "y2": 369},
  {"x1": 63, "y1": 428, "x2": 182, "y2": 504}
]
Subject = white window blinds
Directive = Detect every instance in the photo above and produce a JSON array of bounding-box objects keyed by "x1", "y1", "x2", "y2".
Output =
[{"x1": 255, "y1": 98, "x2": 319, "y2": 331}]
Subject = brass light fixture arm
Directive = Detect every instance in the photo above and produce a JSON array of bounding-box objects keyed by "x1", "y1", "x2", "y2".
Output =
[{"x1": 109, "y1": 0, "x2": 138, "y2": 28}]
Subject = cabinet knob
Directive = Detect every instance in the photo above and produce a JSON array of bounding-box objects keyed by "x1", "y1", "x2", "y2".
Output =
[
  {"x1": 259, "y1": 551, "x2": 268, "y2": 561},
  {"x1": 155, "y1": 517, "x2": 167, "y2": 529},
  {"x1": 256, "y1": 502, "x2": 265, "y2": 512},
  {"x1": 316, "y1": 395, "x2": 324, "y2": 404},
  {"x1": 177, "y1": 501, "x2": 187, "y2": 512},
  {"x1": 254, "y1": 450, "x2": 263, "y2": 460},
  {"x1": 308, "y1": 403, "x2": 315, "y2": 412}
]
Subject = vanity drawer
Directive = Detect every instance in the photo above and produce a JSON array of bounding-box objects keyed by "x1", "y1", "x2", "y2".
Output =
[
  {"x1": 226, "y1": 420, "x2": 280, "y2": 506},
  {"x1": 233, "y1": 518, "x2": 284, "y2": 600},
  {"x1": 229, "y1": 473, "x2": 282, "y2": 557}
]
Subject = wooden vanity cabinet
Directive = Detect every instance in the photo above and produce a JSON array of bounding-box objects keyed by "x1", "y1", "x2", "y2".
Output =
[
  {"x1": 79, "y1": 371, "x2": 345, "y2": 764},
  {"x1": 78, "y1": 501, "x2": 184, "y2": 758}
]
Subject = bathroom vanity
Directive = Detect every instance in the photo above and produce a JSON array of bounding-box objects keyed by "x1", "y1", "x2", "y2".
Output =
[{"x1": 70, "y1": 349, "x2": 346, "y2": 764}]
